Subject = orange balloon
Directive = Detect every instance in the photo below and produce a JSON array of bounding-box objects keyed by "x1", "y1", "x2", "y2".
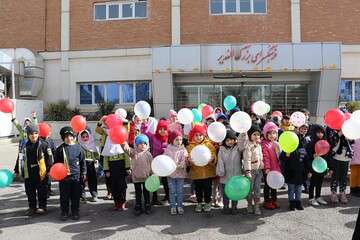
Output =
[
  {"x1": 106, "y1": 114, "x2": 123, "y2": 129},
  {"x1": 49, "y1": 163, "x2": 68, "y2": 181},
  {"x1": 70, "y1": 115, "x2": 86, "y2": 133},
  {"x1": 38, "y1": 122, "x2": 51, "y2": 138},
  {"x1": 109, "y1": 125, "x2": 128, "y2": 144},
  {"x1": 0, "y1": 98, "x2": 14, "y2": 113}
]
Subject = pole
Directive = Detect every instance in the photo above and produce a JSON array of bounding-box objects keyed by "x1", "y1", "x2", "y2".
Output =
[{"x1": 11, "y1": 59, "x2": 15, "y2": 99}]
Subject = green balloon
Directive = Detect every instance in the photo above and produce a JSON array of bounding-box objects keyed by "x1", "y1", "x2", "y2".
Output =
[
  {"x1": 279, "y1": 131, "x2": 299, "y2": 153},
  {"x1": 223, "y1": 96, "x2": 237, "y2": 111},
  {"x1": 192, "y1": 108, "x2": 202, "y2": 123},
  {"x1": 312, "y1": 157, "x2": 328, "y2": 173},
  {"x1": 0, "y1": 169, "x2": 13, "y2": 188},
  {"x1": 145, "y1": 175, "x2": 160, "y2": 193},
  {"x1": 197, "y1": 103, "x2": 206, "y2": 111},
  {"x1": 224, "y1": 176, "x2": 251, "y2": 201}
]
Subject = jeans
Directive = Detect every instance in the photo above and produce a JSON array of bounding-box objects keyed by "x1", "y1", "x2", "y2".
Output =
[
  {"x1": 288, "y1": 184, "x2": 302, "y2": 201},
  {"x1": 331, "y1": 160, "x2": 349, "y2": 193},
  {"x1": 168, "y1": 178, "x2": 185, "y2": 208}
]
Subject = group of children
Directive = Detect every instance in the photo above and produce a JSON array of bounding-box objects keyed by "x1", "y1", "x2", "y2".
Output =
[{"x1": 12, "y1": 107, "x2": 359, "y2": 220}]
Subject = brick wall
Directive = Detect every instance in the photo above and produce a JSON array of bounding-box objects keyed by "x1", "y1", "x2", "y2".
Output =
[
  {"x1": 181, "y1": 0, "x2": 292, "y2": 44},
  {"x1": 70, "y1": 0, "x2": 171, "y2": 50}
]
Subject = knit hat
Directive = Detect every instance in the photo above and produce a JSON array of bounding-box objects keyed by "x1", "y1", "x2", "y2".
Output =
[
  {"x1": 263, "y1": 121, "x2": 279, "y2": 139},
  {"x1": 247, "y1": 124, "x2": 262, "y2": 139},
  {"x1": 216, "y1": 113, "x2": 228, "y2": 121},
  {"x1": 168, "y1": 130, "x2": 183, "y2": 144},
  {"x1": 188, "y1": 124, "x2": 207, "y2": 142},
  {"x1": 225, "y1": 130, "x2": 237, "y2": 141},
  {"x1": 60, "y1": 126, "x2": 75, "y2": 141},
  {"x1": 135, "y1": 134, "x2": 149, "y2": 146},
  {"x1": 26, "y1": 124, "x2": 39, "y2": 135},
  {"x1": 155, "y1": 119, "x2": 169, "y2": 143}
]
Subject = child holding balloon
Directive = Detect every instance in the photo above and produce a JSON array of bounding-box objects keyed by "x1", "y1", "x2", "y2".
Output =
[
  {"x1": 187, "y1": 124, "x2": 217, "y2": 213},
  {"x1": 262, "y1": 121, "x2": 281, "y2": 210},
  {"x1": 350, "y1": 139, "x2": 360, "y2": 197},
  {"x1": 164, "y1": 130, "x2": 188, "y2": 215},
  {"x1": 130, "y1": 134, "x2": 153, "y2": 216}
]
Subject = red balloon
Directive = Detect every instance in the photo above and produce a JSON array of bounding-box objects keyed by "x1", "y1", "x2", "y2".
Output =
[
  {"x1": 201, "y1": 105, "x2": 214, "y2": 119},
  {"x1": 0, "y1": 98, "x2": 14, "y2": 113},
  {"x1": 272, "y1": 111, "x2": 283, "y2": 118},
  {"x1": 109, "y1": 125, "x2": 128, "y2": 144},
  {"x1": 105, "y1": 114, "x2": 123, "y2": 129},
  {"x1": 70, "y1": 115, "x2": 86, "y2": 133},
  {"x1": 38, "y1": 122, "x2": 51, "y2": 138},
  {"x1": 49, "y1": 163, "x2": 68, "y2": 181},
  {"x1": 324, "y1": 109, "x2": 345, "y2": 130},
  {"x1": 344, "y1": 112, "x2": 351, "y2": 121},
  {"x1": 315, "y1": 140, "x2": 330, "y2": 156}
]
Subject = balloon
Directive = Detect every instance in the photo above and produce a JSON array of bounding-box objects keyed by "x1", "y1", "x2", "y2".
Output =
[
  {"x1": 134, "y1": 101, "x2": 151, "y2": 120},
  {"x1": 115, "y1": 108, "x2": 127, "y2": 120},
  {"x1": 70, "y1": 115, "x2": 86, "y2": 133},
  {"x1": 183, "y1": 123, "x2": 192, "y2": 135},
  {"x1": 224, "y1": 176, "x2": 251, "y2": 201},
  {"x1": 109, "y1": 125, "x2": 128, "y2": 144},
  {"x1": 229, "y1": 111, "x2": 252, "y2": 133},
  {"x1": 279, "y1": 131, "x2": 299, "y2": 153},
  {"x1": 266, "y1": 171, "x2": 285, "y2": 190},
  {"x1": 38, "y1": 122, "x2": 51, "y2": 138},
  {"x1": 198, "y1": 103, "x2": 206, "y2": 111},
  {"x1": 145, "y1": 175, "x2": 160, "y2": 192},
  {"x1": 344, "y1": 112, "x2": 351, "y2": 121},
  {"x1": 352, "y1": 110, "x2": 360, "y2": 122},
  {"x1": 342, "y1": 119, "x2": 360, "y2": 140},
  {"x1": 207, "y1": 122, "x2": 226, "y2": 143},
  {"x1": 312, "y1": 157, "x2": 328, "y2": 174},
  {"x1": 0, "y1": 169, "x2": 13, "y2": 188},
  {"x1": 272, "y1": 111, "x2": 283, "y2": 119},
  {"x1": 290, "y1": 111, "x2": 306, "y2": 127},
  {"x1": 265, "y1": 103, "x2": 271, "y2": 114},
  {"x1": 190, "y1": 145, "x2": 211, "y2": 167},
  {"x1": 151, "y1": 155, "x2": 177, "y2": 177},
  {"x1": 49, "y1": 163, "x2": 68, "y2": 181},
  {"x1": 223, "y1": 96, "x2": 237, "y2": 111},
  {"x1": 0, "y1": 98, "x2": 14, "y2": 113},
  {"x1": 177, "y1": 108, "x2": 194, "y2": 125},
  {"x1": 324, "y1": 108, "x2": 345, "y2": 130},
  {"x1": 192, "y1": 109, "x2": 202, "y2": 123},
  {"x1": 252, "y1": 101, "x2": 269, "y2": 116},
  {"x1": 105, "y1": 114, "x2": 123, "y2": 129},
  {"x1": 148, "y1": 117, "x2": 158, "y2": 134},
  {"x1": 315, "y1": 140, "x2": 330, "y2": 156},
  {"x1": 202, "y1": 105, "x2": 214, "y2": 119}
]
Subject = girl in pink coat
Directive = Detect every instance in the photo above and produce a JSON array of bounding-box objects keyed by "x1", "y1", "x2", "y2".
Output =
[{"x1": 261, "y1": 121, "x2": 281, "y2": 210}]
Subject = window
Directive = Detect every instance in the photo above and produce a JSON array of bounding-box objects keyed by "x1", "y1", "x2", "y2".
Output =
[
  {"x1": 356, "y1": 82, "x2": 360, "y2": 101},
  {"x1": 210, "y1": 0, "x2": 267, "y2": 14},
  {"x1": 340, "y1": 80, "x2": 353, "y2": 102},
  {"x1": 94, "y1": 1, "x2": 147, "y2": 21},
  {"x1": 79, "y1": 82, "x2": 150, "y2": 105}
]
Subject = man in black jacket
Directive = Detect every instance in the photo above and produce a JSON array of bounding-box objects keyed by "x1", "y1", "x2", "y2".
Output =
[{"x1": 54, "y1": 126, "x2": 86, "y2": 221}]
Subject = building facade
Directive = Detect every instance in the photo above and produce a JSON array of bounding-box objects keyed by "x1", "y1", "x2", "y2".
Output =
[{"x1": 0, "y1": 0, "x2": 359, "y2": 122}]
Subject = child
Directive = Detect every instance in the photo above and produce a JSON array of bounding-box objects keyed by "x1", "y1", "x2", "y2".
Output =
[
  {"x1": 281, "y1": 135, "x2": 307, "y2": 211},
  {"x1": 280, "y1": 115, "x2": 295, "y2": 132},
  {"x1": 78, "y1": 129, "x2": 100, "y2": 202},
  {"x1": 168, "y1": 110, "x2": 183, "y2": 133},
  {"x1": 130, "y1": 134, "x2": 153, "y2": 216},
  {"x1": 350, "y1": 139, "x2": 360, "y2": 197},
  {"x1": 187, "y1": 124, "x2": 217, "y2": 213},
  {"x1": 330, "y1": 131, "x2": 353, "y2": 204},
  {"x1": 129, "y1": 115, "x2": 142, "y2": 148},
  {"x1": 297, "y1": 124, "x2": 311, "y2": 193},
  {"x1": 21, "y1": 124, "x2": 53, "y2": 216},
  {"x1": 216, "y1": 130, "x2": 243, "y2": 215},
  {"x1": 262, "y1": 121, "x2": 281, "y2": 210},
  {"x1": 164, "y1": 130, "x2": 188, "y2": 215},
  {"x1": 142, "y1": 119, "x2": 169, "y2": 205},
  {"x1": 306, "y1": 124, "x2": 330, "y2": 206},
  {"x1": 243, "y1": 124, "x2": 263, "y2": 215},
  {"x1": 55, "y1": 126, "x2": 86, "y2": 221}
]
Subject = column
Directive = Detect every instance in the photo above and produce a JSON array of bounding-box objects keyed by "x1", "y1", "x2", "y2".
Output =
[
  {"x1": 291, "y1": 0, "x2": 301, "y2": 43},
  {"x1": 172, "y1": 0, "x2": 181, "y2": 46}
]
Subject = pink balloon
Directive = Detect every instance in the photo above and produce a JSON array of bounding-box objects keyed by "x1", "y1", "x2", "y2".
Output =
[
  {"x1": 106, "y1": 114, "x2": 123, "y2": 129},
  {"x1": 315, "y1": 140, "x2": 330, "y2": 156},
  {"x1": 109, "y1": 125, "x2": 128, "y2": 144},
  {"x1": 324, "y1": 109, "x2": 345, "y2": 130},
  {"x1": 202, "y1": 105, "x2": 214, "y2": 119},
  {"x1": 38, "y1": 122, "x2": 51, "y2": 138},
  {"x1": 70, "y1": 115, "x2": 87, "y2": 133},
  {"x1": 0, "y1": 98, "x2": 14, "y2": 113}
]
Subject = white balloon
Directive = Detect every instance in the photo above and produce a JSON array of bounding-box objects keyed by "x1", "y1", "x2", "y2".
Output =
[
  {"x1": 252, "y1": 101, "x2": 270, "y2": 116},
  {"x1": 177, "y1": 108, "x2": 194, "y2": 125},
  {"x1": 207, "y1": 122, "x2": 227, "y2": 143},
  {"x1": 183, "y1": 123, "x2": 192, "y2": 135},
  {"x1": 351, "y1": 110, "x2": 360, "y2": 123},
  {"x1": 115, "y1": 108, "x2": 127, "y2": 120},
  {"x1": 266, "y1": 171, "x2": 285, "y2": 190},
  {"x1": 230, "y1": 111, "x2": 252, "y2": 133},
  {"x1": 342, "y1": 119, "x2": 360, "y2": 140},
  {"x1": 134, "y1": 101, "x2": 151, "y2": 120},
  {"x1": 191, "y1": 145, "x2": 211, "y2": 167},
  {"x1": 290, "y1": 111, "x2": 306, "y2": 127},
  {"x1": 148, "y1": 117, "x2": 158, "y2": 134},
  {"x1": 151, "y1": 155, "x2": 177, "y2": 177}
]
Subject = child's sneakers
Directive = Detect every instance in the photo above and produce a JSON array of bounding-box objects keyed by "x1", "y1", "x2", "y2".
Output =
[
  {"x1": 254, "y1": 204, "x2": 262, "y2": 215},
  {"x1": 331, "y1": 192, "x2": 339, "y2": 203},
  {"x1": 195, "y1": 203, "x2": 203, "y2": 213},
  {"x1": 170, "y1": 207, "x2": 177, "y2": 215},
  {"x1": 289, "y1": 201, "x2": 296, "y2": 211},
  {"x1": 134, "y1": 208, "x2": 142, "y2": 216},
  {"x1": 272, "y1": 200, "x2": 280, "y2": 209},
  {"x1": 340, "y1": 192, "x2": 348, "y2": 204},
  {"x1": 309, "y1": 198, "x2": 320, "y2": 206},
  {"x1": 295, "y1": 201, "x2": 304, "y2": 210},
  {"x1": 187, "y1": 194, "x2": 197, "y2": 203},
  {"x1": 264, "y1": 201, "x2": 276, "y2": 210},
  {"x1": 316, "y1": 197, "x2": 328, "y2": 205},
  {"x1": 203, "y1": 203, "x2": 212, "y2": 212},
  {"x1": 178, "y1": 207, "x2": 184, "y2": 215}
]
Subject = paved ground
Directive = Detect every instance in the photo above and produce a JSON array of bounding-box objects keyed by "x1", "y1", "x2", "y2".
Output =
[{"x1": 0, "y1": 140, "x2": 358, "y2": 240}]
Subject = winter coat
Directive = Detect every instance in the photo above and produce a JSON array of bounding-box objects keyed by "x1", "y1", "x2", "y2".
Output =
[
  {"x1": 281, "y1": 148, "x2": 306, "y2": 185},
  {"x1": 187, "y1": 138, "x2": 217, "y2": 180},
  {"x1": 216, "y1": 145, "x2": 243, "y2": 184},
  {"x1": 261, "y1": 139, "x2": 281, "y2": 172},
  {"x1": 164, "y1": 144, "x2": 188, "y2": 179},
  {"x1": 130, "y1": 148, "x2": 153, "y2": 183},
  {"x1": 352, "y1": 139, "x2": 360, "y2": 165},
  {"x1": 243, "y1": 141, "x2": 264, "y2": 171},
  {"x1": 141, "y1": 124, "x2": 168, "y2": 158},
  {"x1": 305, "y1": 137, "x2": 332, "y2": 174}
]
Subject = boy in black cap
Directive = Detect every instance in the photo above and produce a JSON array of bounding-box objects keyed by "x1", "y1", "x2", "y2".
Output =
[
  {"x1": 54, "y1": 126, "x2": 86, "y2": 221},
  {"x1": 21, "y1": 124, "x2": 53, "y2": 216}
]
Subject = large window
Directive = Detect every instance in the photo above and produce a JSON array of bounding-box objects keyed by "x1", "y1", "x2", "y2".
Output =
[
  {"x1": 94, "y1": 1, "x2": 147, "y2": 21},
  {"x1": 210, "y1": 0, "x2": 267, "y2": 14},
  {"x1": 79, "y1": 81, "x2": 151, "y2": 105},
  {"x1": 174, "y1": 83, "x2": 308, "y2": 115},
  {"x1": 340, "y1": 79, "x2": 360, "y2": 102}
]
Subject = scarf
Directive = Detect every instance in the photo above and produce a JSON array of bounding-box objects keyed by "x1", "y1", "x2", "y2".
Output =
[{"x1": 78, "y1": 130, "x2": 99, "y2": 153}]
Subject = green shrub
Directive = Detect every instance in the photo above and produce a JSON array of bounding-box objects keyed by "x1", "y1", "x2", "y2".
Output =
[
  {"x1": 346, "y1": 101, "x2": 360, "y2": 113},
  {"x1": 44, "y1": 100, "x2": 80, "y2": 121}
]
